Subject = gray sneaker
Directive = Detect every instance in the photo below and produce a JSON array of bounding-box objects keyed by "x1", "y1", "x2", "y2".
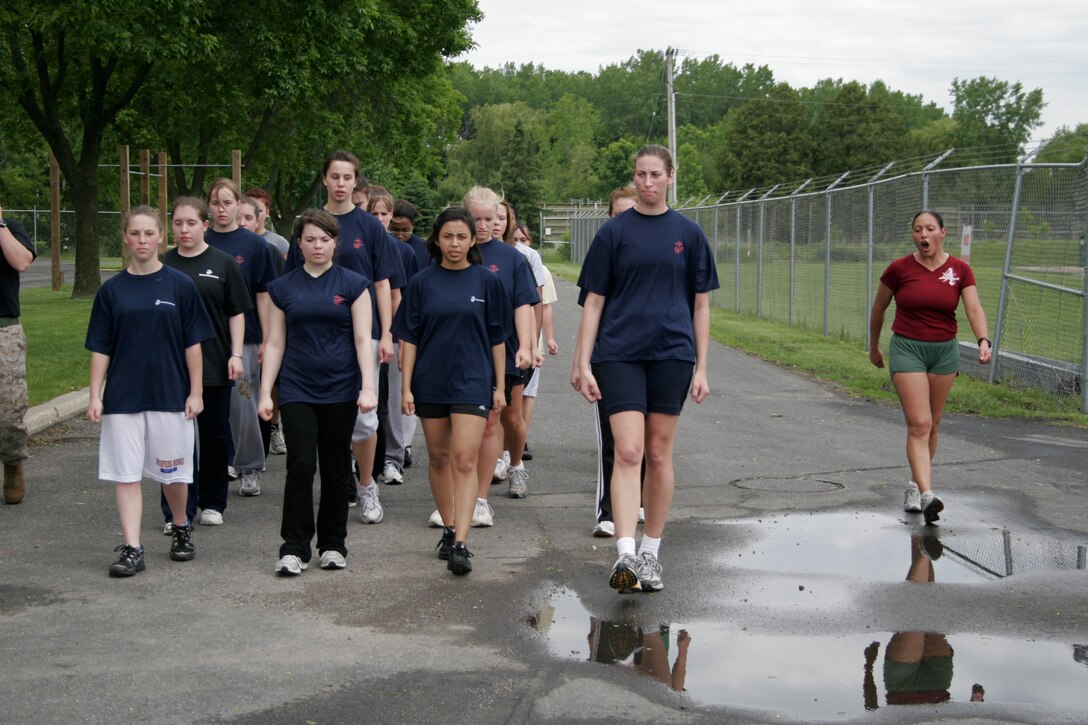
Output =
[
  {"x1": 319, "y1": 550, "x2": 346, "y2": 570},
  {"x1": 609, "y1": 553, "x2": 641, "y2": 592},
  {"x1": 636, "y1": 551, "x2": 664, "y2": 592},
  {"x1": 239, "y1": 470, "x2": 261, "y2": 496},
  {"x1": 269, "y1": 424, "x2": 287, "y2": 455},
  {"x1": 903, "y1": 483, "x2": 922, "y2": 513},
  {"x1": 507, "y1": 466, "x2": 528, "y2": 498}
]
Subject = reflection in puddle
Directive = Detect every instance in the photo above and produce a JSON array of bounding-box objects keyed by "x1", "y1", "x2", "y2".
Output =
[
  {"x1": 531, "y1": 588, "x2": 1088, "y2": 719},
  {"x1": 531, "y1": 516, "x2": 1088, "y2": 719}
]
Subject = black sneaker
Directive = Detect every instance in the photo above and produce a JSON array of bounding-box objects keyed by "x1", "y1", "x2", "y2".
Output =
[
  {"x1": 447, "y1": 541, "x2": 474, "y2": 575},
  {"x1": 522, "y1": 443, "x2": 533, "y2": 461},
  {"x1": 403, "y1": 445, "x2": 413, "y2": 468},
  {"x1": 436, "y1": 527, "x2": 455, "y2": 560},
  {"x1": 109, "y1": 544, "x2": 145, "y2": 577},
  {"x1": 170, "y1": 524, "x2": 195, "y2": 561}
]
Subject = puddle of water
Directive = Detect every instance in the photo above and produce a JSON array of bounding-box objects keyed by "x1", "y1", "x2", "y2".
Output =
[
  {"x1": 720, "y1": 512, "x2": 1087, "y2": 582},
  {"x1": 531, "y1": 587, "x2": 1088, "y2": 719},
  {"x1": 530, "y1": 515, "x2": 1088, "y2": 718}
]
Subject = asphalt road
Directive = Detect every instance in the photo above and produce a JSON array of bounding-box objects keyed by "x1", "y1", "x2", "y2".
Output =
[
  {"x1": 21, "y1": 256, "x2": 115, "y2": 289},
  {"x1": 1, "y1": 275, "x2": 1086, "y2": 724}
]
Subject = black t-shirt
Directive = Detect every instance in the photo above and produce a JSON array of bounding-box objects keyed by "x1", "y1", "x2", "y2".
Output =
[
  {"x1": 164, "y1": 245, "x2": 253, "y2": 387},
  {"x1": 1, "y1": 219, "x2": 36, "y2": 318}
]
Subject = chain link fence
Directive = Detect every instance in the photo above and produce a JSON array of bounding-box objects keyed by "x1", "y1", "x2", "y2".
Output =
[
  {"x1": 5, "y1": 208, "x2": 125, "y2": 258},
  {"x1": 570, "y1": 153, "x2": 1088, "y2": 411}
]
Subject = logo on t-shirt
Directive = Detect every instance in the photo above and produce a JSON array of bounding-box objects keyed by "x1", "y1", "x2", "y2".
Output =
[
  {"x1": 353, "y1": 238, "x2": 364, "y2": 249},
  {"x1": 674, "y1": 241, "x2": 685, "y2": 255},
  {"x1": 333, "y1": 294, "x2": 347, "y2": 305},
  {"x1": 489, "y1": 264, "x2": 499, "y2": 273},
  {"x1": 470, "y1": 296, "x2": 485, "y2": 303},
  {"x1": 235, "y1": 255, "x2": 245, "y2": 266},
  {"x1": 938, "y1": 268, "x2": 960, "y2": 287},
  {"x1": 198, "y1": 269, "x2": 220, "y2": 280},
  {"x1": 154, "y1": 299, "x2": 176, "y2": 307}
]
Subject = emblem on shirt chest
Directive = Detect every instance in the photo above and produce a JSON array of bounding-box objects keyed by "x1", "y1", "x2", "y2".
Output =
[
  {"x1": 489, "y1": 264, "x2": 499, "y2": 273},
  {"x1": 353, "y1": 238, "x2": 364, "y2": 249},
  {"x1": 938, "y1": 268, "x2": 959, "y2": 287},
  {"x1": 674, "y1": 241, "x2": 684, "y2": 255},
  {"x1": 333, "y1": 294, "x2": 347, "y2": 305}
]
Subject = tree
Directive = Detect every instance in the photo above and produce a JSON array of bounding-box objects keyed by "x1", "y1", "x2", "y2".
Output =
[
  {"x1": 594, "y1": 138, "x2": 639, "y2": 196},
  {"x1": 543, "y1": 95, "x2": 601, "y2": 201},
  {"x1": 1035, "y1": 124, "x2": 1088, "y2": 163},
  {"x1": 717, "y1": 84, "x2": 816, "y2": 189},
  {"x1": 950, "y1": 77, "x2": 1045, "y2": 163},
  {"x1": 811, "y1": 81, "x2": 907, "y2": 175},
  {"x1": 1, "y1": 1, "x2": 217, "y2": 295},
  {"x1": 440, "y1": 102, "x2": 547, "y2": 202}
]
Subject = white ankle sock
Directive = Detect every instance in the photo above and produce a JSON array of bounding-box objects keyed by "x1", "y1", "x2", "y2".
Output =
[
  {"x1": 639, "y1": 535, "x2": 661, "y2": 558},
  {"x1": 616, "y1": 537, "x2": 636, "y2": 558}
]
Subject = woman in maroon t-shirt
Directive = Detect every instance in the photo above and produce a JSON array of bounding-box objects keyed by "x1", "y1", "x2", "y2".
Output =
[{"x1": 868, "y1": 211, "x2": 991, "y2": 523}]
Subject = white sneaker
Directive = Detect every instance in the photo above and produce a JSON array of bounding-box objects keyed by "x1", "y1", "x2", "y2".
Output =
[
  {"x1": 592, "y1": 520, "x2": 616, "y2": 537},
  {"x1": 228, "y1": 465, "x2": 238, "y2": 480},
  {"x1": 472, "y1": 499, "x2": 494, "y2": 527},
  {"x1": 507, "y1": 465, "x2": 528, "y2": 498},
  {"x1": 319, "y1": 550, "x2": 346, "y2": 570},
  {"x1": 638, "y1": 507, "x2": 645, "y2": 523},
  {"x1": 358, "y1": 483, "x2": 383, "y2": 524},
  {"x1": 239, "y1": 470, "x2": 261, "y2": 496},
  {"x1": 380, "y1": 460, "x2": 404, "y2": 485},
  {"x1": 269, "y1": 424, "x2": 286, "y2": 455},
  {"x1": 275, "y1": 555, "x2": 307, "y2": 576},
  {"x1": 162, "y1": 522, "x2": 174, "y2": 536},
  {"x1": 428, "y1": 509, "x2": 444, "y2": 528},
  {"x1": 903, "y1": 483, "x2": 922, "y2": 513},
  {"x1": 198, "y1": 509, "x2": 223, "y2": 526},
  {"x1": 493, "y1": 457, "x2": 508, "y2": 482}
]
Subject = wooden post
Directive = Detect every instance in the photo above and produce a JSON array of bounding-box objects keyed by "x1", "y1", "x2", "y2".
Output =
[
  {"x1": 158, "y1": 151, "x2": 169, "y2": 252},
  {"x1": 232, "y1": 149, "x2": 242, "y2": 190},
  {"x1": 139, "y1": 149, "x2": 151, "y2": 205},
  {"x1": 48, "y1": 150, "x2": 63, "y2": 291},
  {"x1": 119, "y1": 145, "x2": 131, "y2": 269}
]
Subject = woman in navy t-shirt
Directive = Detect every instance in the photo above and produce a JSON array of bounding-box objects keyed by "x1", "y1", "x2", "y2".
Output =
[
  {"x1": 258, "y1": 209, "x2": 377, "y2": 576},
  {"x1": 572, "y1": 145, "x2": 719, "y2": 594},
  {"x1": 393, "y1": 207, "x2": 509, "y2": 576},
  {"x1": 869, "y1": 210, "x2": 991, "y2": 524},
  {"x1": 86, "y1": 205, "x2": 214, "y2": 578}
]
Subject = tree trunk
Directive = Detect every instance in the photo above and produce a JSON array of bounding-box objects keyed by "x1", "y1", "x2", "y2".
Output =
[{"x1": 71, "y1": 169, "x2": 102, "y2": 298}]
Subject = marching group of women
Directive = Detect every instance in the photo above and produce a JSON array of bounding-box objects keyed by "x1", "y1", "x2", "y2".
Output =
[{"x1": 86, "y1": 144, "x2": 989, "y2": 592}]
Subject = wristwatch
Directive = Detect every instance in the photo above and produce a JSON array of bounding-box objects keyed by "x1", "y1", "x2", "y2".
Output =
[{"x1": 0, "y1": 219, "x2": 7, "y2": 228}]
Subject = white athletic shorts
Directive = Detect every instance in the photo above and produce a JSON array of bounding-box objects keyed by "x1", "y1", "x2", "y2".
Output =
[
  {"x1": 99, "y1": 411, "x2": 196, "y2": 484},
  {"x1": 351, "y1": 339, "x2": 380, "y2": 443}
]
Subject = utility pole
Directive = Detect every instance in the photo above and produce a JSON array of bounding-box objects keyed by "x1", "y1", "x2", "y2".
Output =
[{"x1": 666, "y1": 47, "x2": 678, "y2": 205}]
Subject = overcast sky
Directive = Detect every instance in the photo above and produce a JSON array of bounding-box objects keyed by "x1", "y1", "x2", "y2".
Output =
[{"x1": 461, "y1": 0, "x2": 1087, "y2": 146}]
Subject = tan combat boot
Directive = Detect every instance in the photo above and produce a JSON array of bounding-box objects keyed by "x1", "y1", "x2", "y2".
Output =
[{"x1": 3, "y1": 461, "x2": 25, "y2": 504}]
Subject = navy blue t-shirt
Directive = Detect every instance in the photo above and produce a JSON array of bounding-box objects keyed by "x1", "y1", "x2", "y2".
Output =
[
  {"x1": 577, "y1": 208, "x2": 719, "y2": 363},
  {"x1": 476, "y1": 238, "x2": 540, "y2": 375},
  {"x1": 393, "y1": 233, "x2": 420, "y2": 282},
  {"x1": 268, "y1": 265, "x2": 371, "y2": 406},
  {"x1": 286, "y1": 207, "x2": 405, "y2": 340},
  {"x1": 205, "y1": 227, "x2": 277, "y2": 345},
  {"x1": 392, "y1": 264, "x2": 510, "y2": 409},
  {"x1": 85, "y1": 266, "x2": 215, "y2": 414},
  {"x1": 408, "y1": 233, "x2": 431, "y2": 274}
]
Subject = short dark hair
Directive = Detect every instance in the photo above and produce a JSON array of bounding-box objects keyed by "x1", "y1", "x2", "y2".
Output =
[
  {"x1": 293, "y1": 208, "x2": 340, "y2": 242},
  {"x1": 323, "y1": 150, "x2": 360, "y2": 177},
  {"x1": 393, "y1": 199, "x2": 420, "y2": 221},
  {"x1": 427, "y1": 206, "x2": 480, "y2": 265},
  {"x1": 913, "y1": 209, "x2": 945, "y2": 228},
  {"x1": 171, "y1": 196, "x2": 209, "y2": 222}
]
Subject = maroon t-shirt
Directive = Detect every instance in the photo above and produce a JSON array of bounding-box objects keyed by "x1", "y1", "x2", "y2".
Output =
[{"x1": 880, "y1": 254, "x2": 976, "y2": 342}]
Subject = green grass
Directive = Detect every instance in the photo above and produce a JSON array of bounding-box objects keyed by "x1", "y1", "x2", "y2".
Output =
[
  {"x1": 541, "y1": 247, "x2": 1088, "y2": 427},
  {"x1": 20, "y1": 286, "x2": 94, "y2": 406}
]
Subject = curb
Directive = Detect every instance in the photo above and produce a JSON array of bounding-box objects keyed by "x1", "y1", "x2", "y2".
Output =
[{"x1": 25, "y1": 388, "x2": 89, "y2": 436}]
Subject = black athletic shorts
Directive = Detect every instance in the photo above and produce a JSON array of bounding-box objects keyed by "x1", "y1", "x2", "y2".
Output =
[
  {"x1": 592, "y1": 360, "x2": 693, "y2": 417},
  {"x1": 414, "y1": 402, "x2": 490, "y2": 420}
]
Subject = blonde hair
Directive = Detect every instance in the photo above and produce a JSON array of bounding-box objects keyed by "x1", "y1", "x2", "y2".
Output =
[{"x1": 462, "y1": 185, "x2": 502, "y2": 210}]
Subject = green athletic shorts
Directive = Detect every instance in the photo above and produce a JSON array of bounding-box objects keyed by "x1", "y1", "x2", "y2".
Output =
[{"x1": 888, "y1": 334, "x2": 959, "y2": 376}]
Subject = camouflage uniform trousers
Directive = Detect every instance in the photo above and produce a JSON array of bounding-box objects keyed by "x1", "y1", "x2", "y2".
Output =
[{"x1": 0, "y1": 324, "x2": 30, "y2": 465}]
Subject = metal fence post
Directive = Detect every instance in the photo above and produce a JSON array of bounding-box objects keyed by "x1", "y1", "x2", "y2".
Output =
[
  {"x1": 922, "y1": 149, "x2": 955, "y2": 209},
  {"x1": 825, "y1": 172, "x2": 850, "y2": 336},
  {"x1": 788, "y1": 179, "x2": 812, "y2": 327},
  {"x1": 1081, "y1": 158, "x2": 1088, "y2": 413},
  {"x1": 756, "y1": 185, "x2": 780, "y2": 320},
  {"x1": 735, "y1": 189, "x2": 754, "y2": 313},
  {"x1": 991, "y1": 162, "x2": 1024, "y2": 384},
  {"x1": 866, "y1": 163, "x2": 896, "y2": 348}
]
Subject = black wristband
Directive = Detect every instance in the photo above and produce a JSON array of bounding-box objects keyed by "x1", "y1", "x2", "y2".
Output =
[{"x1": 978, "y1": 336, "x2": 991, "y2": 347}]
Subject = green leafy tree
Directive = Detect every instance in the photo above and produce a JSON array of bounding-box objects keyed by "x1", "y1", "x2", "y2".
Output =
[
  {"x1": 717, "y1": 83, "x2": 816, "y2": 189},
  {"x1": 441, "y1": 102, "x2": 547, "y2": 201},
  {"x1": 811, "y1": 81, "x2": 907, "y2": 174},
  {"x1": 594, "y1": 138, "x2": 639, "y2": 196},
  {"x1": 0, "y1": 1, "x2": 217, "y2": 295},
  {"x1": 543, "y1": 95, "x2": 601, "y2": 200},
  {"x1": 950, "y1": 77, "x2": 1045, "y2": 163},
  {"x1": 1035, "y1": 123, "x2": 1088, "y2": 163}
]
